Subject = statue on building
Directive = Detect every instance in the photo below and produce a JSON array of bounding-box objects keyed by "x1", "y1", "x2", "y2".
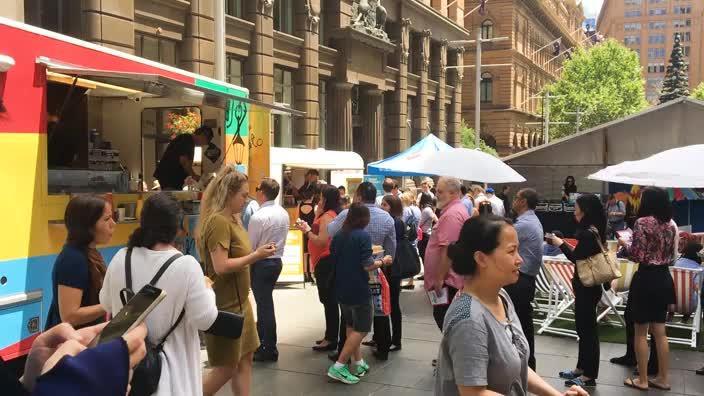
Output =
[
  {"x1": 351, "y1": 0, "x2": 390, "y2": 42},
  {"x1": 400, "y1": 18, "x2": 412, "y2": 64},
  {"x1": 305, "y1": 0, "x2": 320, "y2": 33}
]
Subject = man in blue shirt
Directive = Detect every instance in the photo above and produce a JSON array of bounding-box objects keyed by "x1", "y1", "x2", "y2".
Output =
[
  {"x1": 460, "y1": 185, "x2": 474, "y2": 216},
  {"x1": 504, "y1": 188, "x2": 543, "y2": 370}
]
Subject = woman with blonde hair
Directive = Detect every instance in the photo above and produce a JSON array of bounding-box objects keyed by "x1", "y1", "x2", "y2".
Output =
[{"x1": 198, "y1": 165, "x2": 276, "y2": 396}]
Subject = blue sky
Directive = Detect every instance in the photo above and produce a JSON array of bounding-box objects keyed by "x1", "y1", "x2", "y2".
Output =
[{"x1": 581, "y1": 0, "x2": 604, "y2": 19}]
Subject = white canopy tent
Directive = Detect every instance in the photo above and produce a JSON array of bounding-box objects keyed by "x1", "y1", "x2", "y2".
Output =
[{"x1": 406, "y1": 148, "x2": 526, "y2": 183}]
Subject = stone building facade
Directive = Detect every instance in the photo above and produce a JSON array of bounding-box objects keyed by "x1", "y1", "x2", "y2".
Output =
[
  {"x1": 11, "y1": 0, "x2": 470, "y2": 163},
  {"x1": 598, "y1": 0, "x2": 703, "y2": 104},
  {"x1": 462, "y1": 0, "x2": 585, "y2": 156}
]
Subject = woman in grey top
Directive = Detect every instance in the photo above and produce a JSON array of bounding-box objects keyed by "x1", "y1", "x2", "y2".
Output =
[{"x1": 435, "y1": 215, "x2": 587, "y2": 396}]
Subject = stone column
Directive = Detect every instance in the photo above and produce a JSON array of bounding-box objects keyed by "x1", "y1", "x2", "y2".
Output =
[
  {"x1": 415, "y1": 29, "x2": 432, "y2": 140},
  {"x1": 385, "y1": 18, "x2": 412, "y2": 157},
  {"x1": 360, "y1": 88, "x2": 384, "y2": 163},
  {"x1": 183, "y1": 0, "x2": 215, "y2": 76},
  {"x1": 328, "y1": 82, "x2": 353, "y2": 151},
  {"x1": 447, "y1": 48, "x2": 464, "y2": 148},
  {"x1": 82, "y1": 0, "x2": 135, "y2": 53},
  {"x1": 244, "y1": 0, "x2": 275, "y2": 104},
  {"x1": 435, "y1": 39, "x2": 448, "y2": 142},
  {"x1": 293, "y1": 0, "x2": 321, "y2": 148}
]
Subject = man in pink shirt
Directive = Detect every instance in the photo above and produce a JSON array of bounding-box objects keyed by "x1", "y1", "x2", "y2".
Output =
[{"x1": 423, "y1": 177, "x2": 470, "y2": 330}]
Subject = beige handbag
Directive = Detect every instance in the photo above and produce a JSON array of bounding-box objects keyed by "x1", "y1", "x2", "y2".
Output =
[{"x1": 576, "y1": 227, "x2": 622, "y2": 287}]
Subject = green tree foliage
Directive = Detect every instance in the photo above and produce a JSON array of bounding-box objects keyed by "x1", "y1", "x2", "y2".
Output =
[
  {"x1": 659, "y1": 33, "x2": 690, "y2": 104},
  {"x1": 692, "y1": 83, "x2": 704, "y2": 101},
  {"x1": 460, "y1": 120, "x2": 499, "y2": 157},
  {"x1": 545, "y1": 39, "x2": 648, "y2": 140}
]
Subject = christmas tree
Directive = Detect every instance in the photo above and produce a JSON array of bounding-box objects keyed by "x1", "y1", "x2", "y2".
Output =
[{"x1": 659, "y1": 33, "x2": 690, "y2": 104}]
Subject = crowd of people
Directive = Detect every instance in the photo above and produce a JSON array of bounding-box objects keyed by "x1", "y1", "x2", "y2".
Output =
[{"x1": 2, "y1": 166, "x2": 703, "y2": 395}]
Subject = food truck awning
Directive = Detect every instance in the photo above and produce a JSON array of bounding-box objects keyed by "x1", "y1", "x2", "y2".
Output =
[
  {"x1": 36, "y1": 56, "x2": 305, "y2": 116},
  {"x1": 270, "y1": 147, "x2": 365, "y2": 170}
]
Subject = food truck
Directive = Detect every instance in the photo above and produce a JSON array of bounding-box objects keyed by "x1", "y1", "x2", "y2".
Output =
[{"x1": 0, "y1": 17, "x2": 298, "y2": 361}]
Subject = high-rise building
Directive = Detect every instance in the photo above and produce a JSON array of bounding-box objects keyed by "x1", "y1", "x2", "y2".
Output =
[
  {"x1": 8, "y1": 1, "x2": 471, "y2": 162},
  {"x1": 462, "y1": 0, "x2": 586, "y2": 156},
  {"x1": 597, "y1": 0, "x2": 703, "y2": 103}
]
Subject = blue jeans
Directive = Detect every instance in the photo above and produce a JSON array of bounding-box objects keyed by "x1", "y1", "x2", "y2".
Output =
[{"x1": 251, "y1": 258, "x2": 283, "y2": 351}]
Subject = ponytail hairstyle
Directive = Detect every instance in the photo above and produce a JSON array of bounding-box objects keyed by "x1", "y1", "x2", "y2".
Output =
[
  {"x1": 196, "y1": 164, "x2": 248, "y2": 258},
  {"x1": 447, "y1": 215, "x2": 513, "y2": 276},
  {"x1": 128, "y1": 193, "x2": 182, "y2": 248},
  {"x1": 64, "y1": 195, "x2": 109, "y2": 303}
]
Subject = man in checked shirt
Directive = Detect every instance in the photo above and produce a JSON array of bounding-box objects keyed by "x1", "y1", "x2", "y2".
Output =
[{"x1": 328, "y1": 182, "x2": 396, "y2": 361}]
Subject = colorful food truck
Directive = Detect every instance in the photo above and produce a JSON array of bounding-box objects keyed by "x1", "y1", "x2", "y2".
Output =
[{"x1": 0, "y1": 17, "x2": 294, "y2": 361}]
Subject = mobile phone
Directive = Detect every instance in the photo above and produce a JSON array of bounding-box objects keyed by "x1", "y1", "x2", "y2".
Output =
[
  {"x1": 94, "y1": 284, "x2": 166, "y2": 345},
  {"x1": 544, "y1": 233, "x2": 555, "y2": 241}
]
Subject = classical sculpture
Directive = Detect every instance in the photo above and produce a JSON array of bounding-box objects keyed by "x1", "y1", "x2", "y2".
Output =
[
  {"x1": 260, "y1": 0, "x2": 274, "y2": 16},
  {"x1": 400, "y1": 18, "x2": 412, "y2": 64},
  {"x1": 305, "y1": 0, "x2": 320, "y2": 33},
  {"x1": 351, "y1": 0, "x2": 389, "y2": 41},
  {"x1": 421, "y1": 29, "x2": 432, "y2": 71}
]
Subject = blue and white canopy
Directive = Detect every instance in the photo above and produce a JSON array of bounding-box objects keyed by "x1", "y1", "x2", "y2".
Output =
[{"x1": 367, "y1": 134, "x2": 453, "y2": 177}]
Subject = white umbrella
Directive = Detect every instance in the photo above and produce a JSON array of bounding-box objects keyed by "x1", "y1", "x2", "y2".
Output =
[
  {"x1": 406, "y1": 148, "x2": 526, "y2": 183},
  {"x1": 587, "y1": 144, "x2": 704, "y2": 188}
]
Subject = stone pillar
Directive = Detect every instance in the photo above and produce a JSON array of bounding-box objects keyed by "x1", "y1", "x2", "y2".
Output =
[
  {"x1": 82, "y1": 0, "x2": 135, "y2": 53},
  {"x1": 385, "y1": 18, "x2": 412, "y2": 157},
  {"x1": 360, "y1": 88, "x2": 383, "y2": 162},
  {"x1": 293, "y1": 0, "x2": 321, "y2": 148},
  {"x1": 415, "y1": 29, "x2": 432, "y2": 139},
  {"x1": 329, "y1": 82, "x2": 353, "y2": 151},
  {"x1": 447, "y1": 48, "x2": 464, "y2": 148},
  {"x1": 435, "y1": 39, "x2": 448, "y2": 142},
  {"x1": 182, "y1": 0, "x2": 215, "y2": 76},
  {"x1": 245, "y1": 0, "x2": 275, "y2": 104}
]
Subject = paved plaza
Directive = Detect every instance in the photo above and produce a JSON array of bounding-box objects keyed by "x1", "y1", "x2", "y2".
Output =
[{"x1": 204, "y1": 283, "x2": 704, "y2": 396}]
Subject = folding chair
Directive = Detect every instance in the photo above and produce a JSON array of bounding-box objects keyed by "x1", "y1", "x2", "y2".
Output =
[
  {"x1": 533, "y1": 263, "x2": 559, "y2": 325},
  {"x1": 666, "y1": 267, "x2": 703, "y2": 348},
  {"x1": 538, "y1": 258, "x2": 578, "y2": 339},
  {"x1": 596, "y1": 260, "x2": 639, "y2": 327}
]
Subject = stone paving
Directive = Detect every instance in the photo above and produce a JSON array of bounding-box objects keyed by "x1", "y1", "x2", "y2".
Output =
[{"x1": 204, "y1": 283, "x2": 704, "y2": 396}]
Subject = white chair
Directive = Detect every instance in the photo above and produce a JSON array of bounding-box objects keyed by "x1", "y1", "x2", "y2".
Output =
[
  {"x1": 538, "y1": 258, "x2": 578, "y2": 339},
  {"x1": 596, "y1": 260, "x2": 639, "y2": 327},
  {"x1": 666, "y1": 267, "x2": 702, "y2": 347}
]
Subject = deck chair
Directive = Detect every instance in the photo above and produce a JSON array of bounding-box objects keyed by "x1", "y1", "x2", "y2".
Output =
[
  {"x1": 538, "y1": 258, "x2": 578, "y2": 339},
  {"x1": 666, "y1": 267, "x2": 703, "y2": 347},
  {"x1": 533, "y1": 262, "x2": 562, "y2": 326},
  {"x1": 596, "y1": 260, "x2": 639, "y2": 327}
]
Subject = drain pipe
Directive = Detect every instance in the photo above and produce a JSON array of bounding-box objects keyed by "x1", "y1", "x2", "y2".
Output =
[{"x1": 214, "y1": 0, "x2": 225, "y2": 81}]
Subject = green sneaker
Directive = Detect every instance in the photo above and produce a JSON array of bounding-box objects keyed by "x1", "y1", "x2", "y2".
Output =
[
  {"x1": 354, "y1": 361, "x2": 370, "y2": 377},
  {"x1": 327, "y1": 364, "x2": 360, "y2": 384}
]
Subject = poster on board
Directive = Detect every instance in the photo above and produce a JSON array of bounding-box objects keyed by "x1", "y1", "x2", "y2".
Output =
[{"x1": 364, "y1": 175, "x2": 384, "y2": 197}]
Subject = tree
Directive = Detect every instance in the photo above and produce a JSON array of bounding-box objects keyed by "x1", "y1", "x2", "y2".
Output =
[
  {"x1": 545, "y1": 39, "x2": 648, "y2": 140},
  {"x1": 460, "y1": 120, "x2": 498, "y2": 157},
  {"x1": 659, "y1": 33, "x2": 690, "y2": 104},
  {"x1": 692, "y1": 83, "x2": 704, "y2": 101}
]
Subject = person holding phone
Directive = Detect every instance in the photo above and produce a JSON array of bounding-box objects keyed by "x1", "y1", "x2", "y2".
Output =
[
  {"x1": 248, "y1": 178, "x2": 290, "y2": 362},
  {"x1": 198, "y1": 166, "x2": 276, "y2": 396},
  {"x1": 100, "y1": 193, "x2": 221, "y2": 396},
  {"x1": 46, "y1": 195, "x2": 115, "y2": 331}
]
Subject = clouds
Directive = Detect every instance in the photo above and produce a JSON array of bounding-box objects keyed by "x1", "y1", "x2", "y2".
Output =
[{"x1": 580, "y1": 0, "x2": 604, "y2": 18}]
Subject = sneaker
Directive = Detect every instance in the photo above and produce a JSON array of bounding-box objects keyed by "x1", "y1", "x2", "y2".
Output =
[
  {"x1": 354, "y1": 361, "x2": 370, "y2": 377},
  {"x1": 328, "y1": 365, "x2": 360, "y2": 384}
]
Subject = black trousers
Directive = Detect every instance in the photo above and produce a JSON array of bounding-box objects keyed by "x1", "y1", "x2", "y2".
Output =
[
  {"x1": 251, "y1": 258, "x2": 283, "y2": 351},
  {"x1": 314, "y1": 256, "x2": 339, "y2": 344},
  {"x1": 389, "y1": 276, "x2": 402, "y2": 346},
  {"x1": 372, "y1": 316, "x2": 391, "y2": 355},
  {"x1": 433, "y1": 286, "x2": 459, "y2": 330},
  {"x1": 624, "y1": 295, "x2": 658, "y2": 371},
  {"x1": 505, "y1": 272, "x2": 537, "y2": 370},
  {"x1": 573, "y1": 277, "x2": 602, "y2": 379}
]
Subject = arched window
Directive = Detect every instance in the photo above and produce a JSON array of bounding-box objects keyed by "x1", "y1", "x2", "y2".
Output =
[
  {"x1": 481, "y1": 20, "x2": 494, "y2": 40},
  {"x1": 480, "y1": 72, "x2": 493, "y2": 103}
]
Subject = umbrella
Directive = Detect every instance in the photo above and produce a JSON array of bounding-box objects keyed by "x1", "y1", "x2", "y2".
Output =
[
  {"x1": 367, "y1": 134, "x2": 452, "y2": 177},
  {"x1": 406, "y1": 148, "x2": 526, "y2": 183},
  {"x1": 587, "y1": 145, "x2": 704, "y2": 188}
]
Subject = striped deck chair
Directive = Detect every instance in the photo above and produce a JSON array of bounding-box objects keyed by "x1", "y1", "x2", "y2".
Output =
[
  {"x1": 596, "y1": 260, "x2": 639, "y2": 327},
  {"x1": 666, "y1": 267, "x2": 703, "y2": 347},
  {"x1": 533, "y1": 262, "x2": 560, "y2": 326},
  {"x1": 538, "y1": 258, "x2": 578, "y2": 339}
]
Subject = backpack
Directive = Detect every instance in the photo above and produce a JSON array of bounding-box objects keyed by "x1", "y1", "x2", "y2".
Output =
[
  {"x1": 119, "y1": 247, "x2": 185, "y2": 396},
  {"x1": 405, "y1": 210, "x2": 420, "y2": 242}
]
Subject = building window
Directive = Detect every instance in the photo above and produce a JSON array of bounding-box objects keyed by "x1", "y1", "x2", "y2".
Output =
[
  {"x1": 407, "y1": 96, "x2": 414, "y2": 142},
  {"x1": 675, "y1": 32, "x2": 692, "y2": 42},
  {"x1": 226, "y1": 55, "x2": 243, "y2": 86},
  {"x1": 481, "y1": 20, "x2": 494, "y2": 40},
  {"x1": 319, "y1": 80, "x2": 327, "y2": 148},
  {"x1": 135, "y1": 33, "x2": 178, "y2": 66},
  {"x1": 625, "y1": 10, "x2": 642, "y2": 17},
  {"x1": 648, "y1": 35, "x2": 665, "y2": 44},
  {"x1": 625, "y1": 36, "x2": 641, "y2": 45},
  {"x1": 625, "y1": 23, "x2": 642, "y2": 31},
  {"x1": 648, "y1": 0, "x2": 665, "y2": 3},
  {"x1": 673, "y1": 19, "x2": 692, "y2": 28},
  {"x1": 318, "y1": 0, "x2": 325, "y2": 45},
  {"x1": 626, "y1": 0, "x2": 642, "y2": 4},
  {"x1": 683, "y1": 46, "x2": 691, "y2": 57},
  {"x1": 274, "y1": 0, "x2": 294, "y2": 35},
  {"x1": 647, "y1": 63, "x2": 666, "y2": 73},
  {"x1": 273, "y1": 68, "x2": 294, "y2": 147},
  {"x1": 480, "y1": 72, "x2": 493, "y2": 103},
  {"x1": 648, "y1": 48, "x2": 666, "y2": 59},
  {"x1": 674, "y1": 6, "x2": 692, "y2": 14},
  {"x1": 648, "y1": 21, "x2": 666, "y2": 29},
  {"x1": 649, "y1": 8, "x2": 667, "y2": 16},
  {"x1": 225, "y1": 0, "x2": 242, "y2": 18}
]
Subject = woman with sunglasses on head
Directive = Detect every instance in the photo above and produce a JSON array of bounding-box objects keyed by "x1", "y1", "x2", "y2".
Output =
[{"x1": 435, "y1": 215, "x2": 587, "y2": 396}]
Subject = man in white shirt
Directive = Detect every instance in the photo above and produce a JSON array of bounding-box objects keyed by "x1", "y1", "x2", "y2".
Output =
[
  {"x1": 248, "y1": 178, "x2": 290, "y2": 361},
  {"x1": 486, "y1": 187, "x2": 506, "y2": 217},
  {"x1": 376, "y1": 178, "x2": 397, "y2": 206}
]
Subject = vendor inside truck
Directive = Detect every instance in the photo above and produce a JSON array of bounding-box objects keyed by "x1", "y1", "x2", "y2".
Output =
[{"x1": 153, "y1": 125, "x2": 213, "y2": 190}]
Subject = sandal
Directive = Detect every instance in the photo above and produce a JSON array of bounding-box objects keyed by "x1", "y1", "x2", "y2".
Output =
[
  {"x1": 558, "y1": 369, "x2": 581, "y2": 380},
  {"x1": 624, "y1": 377, "x2": 648, "y2": 391},
  {"x1": 648, "y1": 380, "x2": 671, "y2": 391}
]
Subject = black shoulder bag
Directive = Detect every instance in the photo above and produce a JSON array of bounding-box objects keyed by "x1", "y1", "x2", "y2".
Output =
[{"x1": 119, "y1": 247, "x2": 185, "y2": 396}]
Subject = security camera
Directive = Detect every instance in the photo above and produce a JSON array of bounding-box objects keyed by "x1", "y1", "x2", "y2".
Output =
[{"x1": 128, "y1": 93, "x2": 143, "y2": 102}]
